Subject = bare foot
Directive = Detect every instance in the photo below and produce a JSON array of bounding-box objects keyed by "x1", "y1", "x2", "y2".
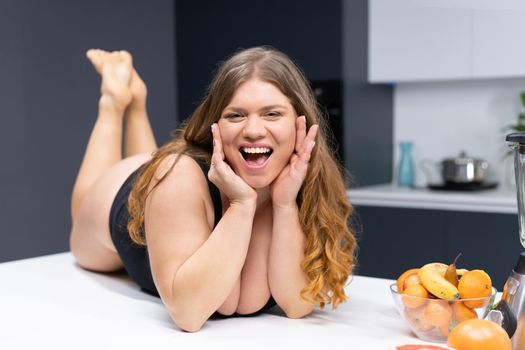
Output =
[
  {"x1": 127, "y1": 67, "x2": 148, "y2": 111},
  {"x1": 86, "y1": 49, "x2": 133, "y2": 113}
]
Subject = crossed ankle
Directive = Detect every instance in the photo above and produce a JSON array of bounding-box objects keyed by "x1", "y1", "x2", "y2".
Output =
[
  {"x1": 98, "y1": 95, "x2": 127, "y2": 116},
  {"x1": 126, "y1": 101, "x2": 147, "y2": 113}
]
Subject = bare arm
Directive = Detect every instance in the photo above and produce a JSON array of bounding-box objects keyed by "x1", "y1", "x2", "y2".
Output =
[
  {"x1": 147, "y1": 124, "x2": 258, "y2": 332},
  {"x1": 268, "y1": 116, "x2": 318, "y2": 317},
  {"x1": 268, "y1": 204, "x2": 314, "y2": 318},
  {"x1": 145, "y1": 155, "x2": 256, "y2": 332}
]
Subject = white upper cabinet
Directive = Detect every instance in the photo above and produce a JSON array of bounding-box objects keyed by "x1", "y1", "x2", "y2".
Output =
[
  {"x1": 472, "y1": 6, "x2": 525, "y2": 78},
  {"x1": 368, "y1": 0, "x2": 471, "y2": 82},
  {"x1": 369, "y1": 0, "x2": 525, "y2": 82}
]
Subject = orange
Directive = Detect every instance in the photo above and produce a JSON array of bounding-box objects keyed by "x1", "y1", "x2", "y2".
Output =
[
  {"x1": 404, "y1": 305, "x2": 433, "y2": 332},
  {"x1": 458, "y1": 270, "x2": 492, "y2": 308},
  {"x1": 397, "y1": 268, "x2": 420, "y2": 293},
  {"x1": 438, "y1": 321, "x2": 451, "y2": 337},
  {"x1": 423, "y1": 299, "x2": 452, "y2": 327},
  {"x1": 447, "y1": 319, "x2": 511, "y2": 350},
  {"x1": 452, "y1": 301, "x2": 477, "y2": 323},
  {"x1": 402, "y1": 284, "x2": 429, "y2": 308}
]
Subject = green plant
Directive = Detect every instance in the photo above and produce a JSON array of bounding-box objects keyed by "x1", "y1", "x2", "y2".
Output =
[
  {"x1": 503, "y1": 92, "x2": 525, "y2": 158},
  {"x1": 507, "y1": 92, "x2": 525, "y2": 132}
]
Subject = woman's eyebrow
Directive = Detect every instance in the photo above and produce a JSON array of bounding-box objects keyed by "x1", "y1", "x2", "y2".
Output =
[
  {"x1": 223, "y1": 104, "x2": 288, "y2": 113},
  {"x1": 222, "y1": 106, "x2": 245, "y2": 113},
  {"x1": 259, "y1": 104, "x2": 287, "y2": 111}
]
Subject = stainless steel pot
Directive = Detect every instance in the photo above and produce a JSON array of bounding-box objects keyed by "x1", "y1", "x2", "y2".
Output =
[{"x1": 442, "y1": 151, "x2": 489, "y2": 184}]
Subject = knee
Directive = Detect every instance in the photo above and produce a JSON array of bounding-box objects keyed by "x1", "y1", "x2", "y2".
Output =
[{"x1": 69, "y1": 227, "x2": 123, "y2": 272}]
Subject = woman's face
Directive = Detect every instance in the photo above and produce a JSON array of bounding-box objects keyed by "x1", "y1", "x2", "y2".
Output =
[{"x1": 218, "y1": 77, "x2": 297, "y2": 189}]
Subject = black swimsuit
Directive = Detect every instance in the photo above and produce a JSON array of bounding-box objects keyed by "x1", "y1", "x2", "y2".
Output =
[{"x1": 109, "y1": 159, "x2": 276, "y2": 315}]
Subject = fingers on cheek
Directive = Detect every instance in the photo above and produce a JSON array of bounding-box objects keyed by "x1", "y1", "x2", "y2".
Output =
[{"x1": 308, "y1": 141, "x2": 316, "y2": 152}]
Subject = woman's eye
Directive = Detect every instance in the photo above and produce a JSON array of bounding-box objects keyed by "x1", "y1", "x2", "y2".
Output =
[
  {"x1": 224, "y1": 113, "x2": 242, "y2": 119},
  {"x1": 265, "y1": 111, "x2": 281, "y2": 118}
]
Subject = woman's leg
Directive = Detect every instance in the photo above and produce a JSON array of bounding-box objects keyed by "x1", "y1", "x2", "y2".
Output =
[
  {"x1": 70, "y1": 49, "x2": 132, "y2": 218},
  {"x1": 70, "y1": 49, "x2": 157, "y2": 272},
  {"x1": 70, "y1": 49, "x2": 139, "y2": 272},
  {"x1": 123, "y1": 68, "x2": 158, "y2": 157}
]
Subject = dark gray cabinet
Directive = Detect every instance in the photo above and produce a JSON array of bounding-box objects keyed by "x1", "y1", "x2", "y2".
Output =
[{"x1": 354, "y1": 206, "x2": 521, "y2": 289}]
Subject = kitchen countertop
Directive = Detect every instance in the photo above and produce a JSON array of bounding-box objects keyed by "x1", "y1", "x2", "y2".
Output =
[
  {"x1": 347, "y1": 183, "x2": 517, "y2": 214},
  {"x1": 0, "y1": 252, "x2": 443, "y2": 349}
]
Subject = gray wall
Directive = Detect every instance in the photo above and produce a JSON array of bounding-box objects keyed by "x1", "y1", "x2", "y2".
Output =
[{"x1": 0, "y1": 0, "x2": 176, "y2": 262}]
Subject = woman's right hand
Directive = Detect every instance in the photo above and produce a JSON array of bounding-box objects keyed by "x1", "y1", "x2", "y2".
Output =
[{"x1": 208, "y1": 123, "x2": 257, "y2": 205}]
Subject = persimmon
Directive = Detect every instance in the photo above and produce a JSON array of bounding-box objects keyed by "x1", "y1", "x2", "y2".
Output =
[
  {"x1": 397, "y1": 268, "x2": 420, "y2": 293},
  {"x1": 402, "y1": 284, "x2": 429, "y2": 308},
  {"x1": 423, "y1": 299, "x2": 452, "y2": 327},
  {"x1": 458, "y1": 270, "x2": 492, "y2": 308},
  {"x1": 447, "y1": 319, "x2": 511, "y2": 350}
]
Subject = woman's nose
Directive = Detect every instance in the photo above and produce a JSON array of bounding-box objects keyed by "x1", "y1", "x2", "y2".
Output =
[{"x1": 242, "y1": 116, "x2": 266, "y2": 139}]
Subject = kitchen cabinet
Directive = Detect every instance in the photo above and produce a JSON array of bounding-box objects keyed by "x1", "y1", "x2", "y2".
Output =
[
  {"x1": 354, "y1": 205, "x2": 521, "y2": 290},
  {"x1": 472, "y1": 7, "x2": 525, "y2": 78},
  {"x1": 368, "y1": 0, "x2": 471, "y2": 82},
  {"x1": 369, "y1": 0, "x2": 525, "y2": 82}
]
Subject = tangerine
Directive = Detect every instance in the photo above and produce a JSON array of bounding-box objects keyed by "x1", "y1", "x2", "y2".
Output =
[
  {"x1": 423, "y1": 299, "x2": 452, "y2": 327},
  {"x1": 447, "y1": 319, "x2": 511, "y2": 350},
  {"x1": 452, "y1": 301, "x2": 477, "y2": 324},
  {"x1": 458, "y1": 270, "x2": 492, "y2": 308},
  {"x1": 397, "y1": 268, "x2": 420, "y2": 293},
  {"x1": 404, "y1": 305, "x2": 433, "y2": 332},
  {"x1": 402, "y1": 284, "x2": 429, "y2": 309}
]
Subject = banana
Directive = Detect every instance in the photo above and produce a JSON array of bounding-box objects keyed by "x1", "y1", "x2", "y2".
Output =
[{"x1": 418, "y1": 262, "x2": 461, "y2": 300}]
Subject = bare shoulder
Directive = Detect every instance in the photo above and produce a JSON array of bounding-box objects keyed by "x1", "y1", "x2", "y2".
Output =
[
  {"x1": 146, "y1": 154, "x2": 214, "y2": 229},
  {"x1": 151, "y1": 154, "x2": 208, "y2": 191}
]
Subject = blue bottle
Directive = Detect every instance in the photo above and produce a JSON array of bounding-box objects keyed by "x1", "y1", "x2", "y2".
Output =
[{"x1": 397, "y1": 141, "x2": 415, "y2": 187}]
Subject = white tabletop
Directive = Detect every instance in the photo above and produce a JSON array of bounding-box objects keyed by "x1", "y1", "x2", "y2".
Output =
[{"x1": 0, "y1": 253, "x2": 444, "y2": 350}]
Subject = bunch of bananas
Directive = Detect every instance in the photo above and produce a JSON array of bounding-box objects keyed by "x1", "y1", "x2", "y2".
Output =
[{"x1": 418, "y1": 262, "x2": 464, "y2": 300}]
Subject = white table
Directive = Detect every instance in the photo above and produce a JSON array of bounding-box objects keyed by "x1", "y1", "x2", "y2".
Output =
[{"x1": 0, "y1": 253, "x2": 445, "y2": 349}]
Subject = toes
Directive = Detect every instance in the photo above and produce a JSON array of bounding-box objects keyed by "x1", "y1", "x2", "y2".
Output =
[
  {"x1": 118, "y1": 50, "x2": 133, "y2": 65},
  {"x1": 86, "y1": 49, "x2": 106, "y2": 73}
]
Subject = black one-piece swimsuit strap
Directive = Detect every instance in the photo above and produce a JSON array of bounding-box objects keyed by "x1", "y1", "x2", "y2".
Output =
[{"x1": 108, "y1": 157, "x2": 276, "y2": 314}]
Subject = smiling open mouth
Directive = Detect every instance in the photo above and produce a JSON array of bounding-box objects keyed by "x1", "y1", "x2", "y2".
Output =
[{"x1": 240, "y1": 146, "x2": 273, "y2": 166}]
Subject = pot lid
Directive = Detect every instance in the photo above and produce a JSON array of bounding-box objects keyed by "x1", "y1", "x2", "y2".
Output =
[{"x1": 443, "y1": 151, "x2": 487, "y2": 165}]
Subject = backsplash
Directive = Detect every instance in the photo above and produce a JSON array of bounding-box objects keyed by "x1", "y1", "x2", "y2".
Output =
[{"x1": 394, "y1": 78, "x2": 525, "y2": 189}]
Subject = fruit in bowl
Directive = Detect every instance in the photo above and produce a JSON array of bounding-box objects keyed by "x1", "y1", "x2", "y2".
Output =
[{"x1": 391, "y1": 260, "x2": 497, "y2": 343}]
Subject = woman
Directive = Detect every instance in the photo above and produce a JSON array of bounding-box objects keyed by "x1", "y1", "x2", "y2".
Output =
[{"x1": 70, "y1": 46, "x2": 356, "y2": 332}]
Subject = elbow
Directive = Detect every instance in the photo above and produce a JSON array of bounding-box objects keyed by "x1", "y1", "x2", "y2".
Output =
[
  {"x1": 282, "y1": 303, "x2": 314, "y2": 319},
  {"x1": 174, "y1": 316, "x2": 206, "y2": 333},
  {"x1": 165, "y1": 300, "x2": 209, "y2": 332}
]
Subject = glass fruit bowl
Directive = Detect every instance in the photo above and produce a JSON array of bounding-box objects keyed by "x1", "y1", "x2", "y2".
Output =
[{"x1": 390, "y1": 283, "x2": 497, "y2": 343}]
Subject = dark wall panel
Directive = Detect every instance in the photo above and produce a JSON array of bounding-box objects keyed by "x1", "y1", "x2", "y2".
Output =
[
  {"x1": 343, "y1": 0, "x2": 394, "y2": 186},
  {"x1": 176, "y1": 0, "x2": 342, "y2": 120},
  {"x1": 0, "y1": 0, "x2": 176, "y2": 262}
]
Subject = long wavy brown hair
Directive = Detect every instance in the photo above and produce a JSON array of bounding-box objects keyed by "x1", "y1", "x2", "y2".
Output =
[{"x1": 127, "y1": 46, "x2": 357, "y2": 309}]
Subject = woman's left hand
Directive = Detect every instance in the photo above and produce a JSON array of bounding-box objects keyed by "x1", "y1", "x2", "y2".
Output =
[{"x1": 270, "y1": 116, "x2": 318, "y2": 209}]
